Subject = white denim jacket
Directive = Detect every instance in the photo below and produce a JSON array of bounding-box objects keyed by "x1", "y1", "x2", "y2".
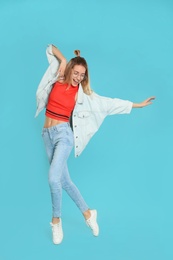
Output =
[{"x1": 35, "y1": 44, "x2": 133, "y2": 157}]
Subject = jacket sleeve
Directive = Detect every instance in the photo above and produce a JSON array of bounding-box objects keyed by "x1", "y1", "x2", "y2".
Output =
[
  {"x1": 106, "y1": 97, "x2": 133, "y2": 115},
  {"x1": 35, "y1": 45, "x2": 59, "y2": 117},
  {"x1": 93, "y1": 93, "x2": 133, "y2": 115},
  {"x1": 46, "y1": 44, "x2": 60, "y2": 76}
]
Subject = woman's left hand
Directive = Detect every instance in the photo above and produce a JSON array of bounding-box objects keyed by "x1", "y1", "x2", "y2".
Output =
[{"x1": 133, "y1": 96, "x2": 156, "y2": 108}]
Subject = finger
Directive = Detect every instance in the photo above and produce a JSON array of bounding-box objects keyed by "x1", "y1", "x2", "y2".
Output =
[
  {"x1": 145, "y1": 97, "x2": 155, "y2": 103},
  {"x1": 149, "y1": 96, "x2": 156, "y2": 101}
]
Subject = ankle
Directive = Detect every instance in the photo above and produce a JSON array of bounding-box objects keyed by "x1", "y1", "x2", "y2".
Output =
[
  {"x1": 83, "y1": 209, "x2": 91, "y2": 220},
  {"x1": 52, "y1": 217, "x2": 60, "y2": 224}
]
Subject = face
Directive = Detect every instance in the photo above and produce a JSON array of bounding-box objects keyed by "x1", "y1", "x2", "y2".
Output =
[{"x1": 70, "y1": 65, "x2": 86, "y2": 87}]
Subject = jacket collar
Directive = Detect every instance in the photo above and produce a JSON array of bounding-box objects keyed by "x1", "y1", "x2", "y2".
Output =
[{"x1": 77, "y1": 84, "x2": 84, "y2": 104}]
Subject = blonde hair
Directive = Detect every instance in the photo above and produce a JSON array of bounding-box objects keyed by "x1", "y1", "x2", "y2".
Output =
[{"x1": 64, "y1": 50, "x2": 92, "y2": 95}]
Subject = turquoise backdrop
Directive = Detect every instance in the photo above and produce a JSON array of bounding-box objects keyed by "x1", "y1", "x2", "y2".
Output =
[{"x1": 0, "y1": 0, "x2": 172, "y2": 259}]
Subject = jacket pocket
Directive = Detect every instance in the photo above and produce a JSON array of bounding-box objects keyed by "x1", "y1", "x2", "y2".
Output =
[{"x1": 77, "y1": 111, "x2": 90, "y2": 118}]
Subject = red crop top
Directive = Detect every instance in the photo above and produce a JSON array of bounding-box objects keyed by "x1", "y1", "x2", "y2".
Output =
[{"x1": 45, "y1": 81, "x2": 79, "y2": 122}]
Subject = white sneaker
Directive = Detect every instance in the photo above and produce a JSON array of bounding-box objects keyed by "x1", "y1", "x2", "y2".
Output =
[
  {"x1": 50, "y1": 219, "x2": 63, "y2": 244},
  {"x1": 86, "y1": 209, "x2": 99, "y2": 236}
]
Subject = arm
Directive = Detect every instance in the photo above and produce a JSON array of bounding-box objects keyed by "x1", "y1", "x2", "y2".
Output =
[
  {"x1": 52, "y1": 45, "x2": 67, "y2": 77},
  {"x1": 132, "y1": 96, "x2": 155, "y2": 108}
]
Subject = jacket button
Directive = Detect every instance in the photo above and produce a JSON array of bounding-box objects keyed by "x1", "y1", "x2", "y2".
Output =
[
  {"x1": 74, "y1": 125, "x2": 77, "y2": 127},
  {"x1": 76, "y1": 136, "x2": 78, "y2": 138},
  {"x1": 76, "y1": 146, "x2": 78, "y2": 148}
]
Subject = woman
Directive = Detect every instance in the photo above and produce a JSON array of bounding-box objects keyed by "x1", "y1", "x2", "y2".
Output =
[{"x1": 35, "y1": 44, "x2": 155, "y2": 245}]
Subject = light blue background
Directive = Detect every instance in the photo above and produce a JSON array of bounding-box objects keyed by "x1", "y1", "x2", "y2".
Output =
[{"x1": 0, "y1": 0, "x2": 173, "y2": 259}]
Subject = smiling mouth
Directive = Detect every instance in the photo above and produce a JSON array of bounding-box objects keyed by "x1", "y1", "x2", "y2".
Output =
[{"x1": 72, "y1": 79, "x2": 80, "y2": 85}]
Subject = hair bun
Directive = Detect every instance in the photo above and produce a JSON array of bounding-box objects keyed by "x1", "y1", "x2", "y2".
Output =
[{"x1": 74, "y1": 50, "x2": 81, "y2": 57}]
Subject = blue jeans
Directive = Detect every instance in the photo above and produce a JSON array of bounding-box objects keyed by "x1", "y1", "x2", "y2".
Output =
[{"x1": 42, "y1": 122, "x2": 89, "y2": 218}]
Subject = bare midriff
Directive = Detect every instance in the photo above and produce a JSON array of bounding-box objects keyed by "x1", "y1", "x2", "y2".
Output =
[{"x1": 44, "y1": 116, "x2": 66, "y2": 128}]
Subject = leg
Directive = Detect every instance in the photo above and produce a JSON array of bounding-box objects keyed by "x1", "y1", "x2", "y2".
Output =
[
  {"x1": 42, "y1": 124, "x2": 74, "y2": 245},
  {"x1": 48, "y1": 138, "x2": 73, "y2": 219},
  {"x1": 42, "y1": 124, "x2": 74, "y2": 219},
  {"x1": 61, "y1": 163, "x2": 89, "y2": 213},
  {"x1": 61, "y1": 163, "x2": 99, "y2": 236},
  {"x1": 48, "y1": 141, "x2": 70, "y2": 244}
]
